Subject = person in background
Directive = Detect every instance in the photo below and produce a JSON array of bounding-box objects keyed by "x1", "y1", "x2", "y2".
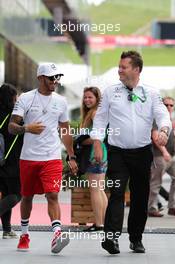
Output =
[
  {"x1": 148, "y1": 96, "x2": 175, "y2": 217},
  {"x1": 91, "y1": 50, "x2": 171, "y2": 254},
  {"x1": 0, "y1": 83, "x2": 22, "y2": 239},
  {"x1": 8, "y1": 63, "x2": 78, "y2": 253},
  {"x1": 157, "y1": 186, "x2": 169, "y2": 211},
  {"x1": 80, "y1": 87, "x2": 108, "y2": 231}
]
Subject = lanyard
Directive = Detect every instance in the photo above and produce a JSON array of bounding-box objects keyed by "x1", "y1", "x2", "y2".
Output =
[{"x1": 0, "y1": 114, "x2": 19, "y2": 160}]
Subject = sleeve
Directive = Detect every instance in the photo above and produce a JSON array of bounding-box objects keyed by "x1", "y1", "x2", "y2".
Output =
[
  {"x1": 59, "y1": 98, "x2": 69, "y2": 123},
  {"x1": 12, "y1": 94, "x2": 26, "y2": 117},
  {"x1": 152, "y1": 91, "x2": 172, "y2": 134},
  {"x1": 90, "y1": 88, "x2": 109, "y2": 141}
]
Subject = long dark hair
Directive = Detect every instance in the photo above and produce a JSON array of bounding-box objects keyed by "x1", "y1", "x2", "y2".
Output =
[{"x1": 0, "y1": 83, "x2": 17, "y2": 112}]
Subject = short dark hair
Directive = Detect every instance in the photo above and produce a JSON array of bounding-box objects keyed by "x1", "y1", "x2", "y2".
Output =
[
  {"x1": 0, "y1": 83, "x2": 17, "y2": 111},
  {"x1": 121, "y1": 50, "x2": 143, "y2": 72}
]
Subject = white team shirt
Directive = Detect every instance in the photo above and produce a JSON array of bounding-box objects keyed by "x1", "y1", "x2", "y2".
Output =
[
  {"x1": 12, "y1": 89, "x2": 68, "y2": 161},
  {"x1": 91, "y1": 81, "x2": 172, "y2": 149}
]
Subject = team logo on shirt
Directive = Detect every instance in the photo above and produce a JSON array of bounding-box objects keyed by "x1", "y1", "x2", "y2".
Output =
[
  {"x1": 51, "y1": 64, "x2": 57, "y2": 70},
  {"x1": 114, "y1": 86, "x2": 122, "y2": 98},
  {"x1": 115, "y1": 87, "x2": 121, "y2": 92},
  {"x1": 51, "y1": 103, "x2": 59, "y2": 110}
]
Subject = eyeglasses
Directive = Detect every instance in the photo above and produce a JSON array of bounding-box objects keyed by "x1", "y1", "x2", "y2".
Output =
[
  {"x1": 45, "y1": 74, "x2": 63, "y2": 81},
  {"x1": 164, "y1": 104, "x2": 174, "y2": 108}
]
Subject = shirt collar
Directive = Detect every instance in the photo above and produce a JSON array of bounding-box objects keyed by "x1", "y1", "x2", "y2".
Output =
[{"x1": 122, "y1": 80, "x2": 144, "y2": 91}]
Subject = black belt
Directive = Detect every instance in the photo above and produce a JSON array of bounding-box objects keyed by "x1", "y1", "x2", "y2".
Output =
[{"x1": 109, "y1": 144, "x2": 152, "y2": 153}]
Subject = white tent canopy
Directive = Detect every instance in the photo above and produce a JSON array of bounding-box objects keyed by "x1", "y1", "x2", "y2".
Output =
[
  {"x1": 1, "y1": 61, "x2": 174, "y2": 95},
  {"x1": 65, "y1": 66, "x2": 175, "y2": 104},
  {"x1": 101, "y1": 66, "x2": 175, "y2": 92}
]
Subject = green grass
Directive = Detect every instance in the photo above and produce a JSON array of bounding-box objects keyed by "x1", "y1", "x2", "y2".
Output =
[
  {"x1": 32, "y1": 1, "x2": 52, "y2": 19},
  {"x1": 90, "y1": 46, "x2": 175, "y2": 74},
  {"x1": 17, "y1": 42, "x2": 82, "y2": 64},
  {"x1": 6, "y1": 41, "x2": 175, "y2": 74},
  {"x1": 0, "y1": 38, "x2": 4, "y2": 60},
  {"x1": 84, "y1": 0, "x2": 170, "y2": 35},
  {"x1": 141, "y1": 47, "x2": 175, "y2": 66},
  {"x1": 0, "y1": 0, "x2": 174, "y2": 75},
  {"x1": 37, "y1": 7, "x2": 52, "y2": 19}
]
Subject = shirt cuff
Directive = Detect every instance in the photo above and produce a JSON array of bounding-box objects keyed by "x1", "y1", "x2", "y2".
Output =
[{"x1": 90, "y1": 128, "x2": 105, "y2": 141}]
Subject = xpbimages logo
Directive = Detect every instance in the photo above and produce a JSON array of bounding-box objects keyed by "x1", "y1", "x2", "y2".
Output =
[
  {"x1": 53, "y1": 178, "x2": 121, "y2": 191},
  {"x1": 59, "y1": 230, "x2": 120, "y2": 242},
  {"x1": 54, "y1": 21, "x2": 120, "y2": 35}
]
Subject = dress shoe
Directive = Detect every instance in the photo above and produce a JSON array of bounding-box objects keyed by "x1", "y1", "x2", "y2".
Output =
[
  {"x1": 168, "y1": 208, "x2": 175, "y2": 216},
  {"x1": 101, "y1": 238, "x2": 120, "y2": 254},
  {"x1": 157, "y1": 202, "x2": 164, "y2": 211},
  {"x1": 148, "y1": 210, "x2": 164, "y2": 217},
  {"x1": 83, "y1": 224, "x2": 103, "y2": 232},
  {"x1": 130, "y1": 241, "x2": 145, "y2": 253}
]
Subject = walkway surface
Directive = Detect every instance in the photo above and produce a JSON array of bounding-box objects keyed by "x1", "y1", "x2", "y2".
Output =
[
  {"x1": 0, "y1": 232, "x2": 174, "y2": 264},
  {"x1": 1, "y1": 176, "x2": 175, "y2": 264}
]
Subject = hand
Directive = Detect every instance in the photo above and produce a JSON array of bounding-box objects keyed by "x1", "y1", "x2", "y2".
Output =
[
  {"x1": 67, "y1": 160, "x2": 78, "y2": 176},
  {"x1": 157, "y1": 131, "x2": 168, "y2": 146},
  {"x1": 25, "y1": 122, "x2": 46, "y2": 134},
  {"x1": 93, "y1": 140, "x2": 103, "y2": 163},
  {"x1": 162, "y1": 151, "x2": 172, "y2": 162}
]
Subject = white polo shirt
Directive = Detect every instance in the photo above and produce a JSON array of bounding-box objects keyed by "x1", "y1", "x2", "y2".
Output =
[
  {"x1": 91, "y1": 81, "x2": 172, "y2": 149},
  {"x1": 12, "y1": 89, "x2": 68, "y2": 161}
]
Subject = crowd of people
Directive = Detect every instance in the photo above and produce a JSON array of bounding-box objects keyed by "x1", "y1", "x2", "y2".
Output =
[{"x1": 0, "y1": 50, "x2": 174, "y2": 256}]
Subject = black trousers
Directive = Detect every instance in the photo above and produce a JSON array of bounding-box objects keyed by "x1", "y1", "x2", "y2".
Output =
[
  {"x1": 104, "y1": 144, "x2": 153, "y2": 242},
  {"x1": 0, "y1": 166, "x2": 21, "y2": 230}
]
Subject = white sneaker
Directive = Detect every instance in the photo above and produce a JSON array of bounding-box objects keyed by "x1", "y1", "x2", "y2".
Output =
[
  {"x1": 51, "y1": 230, "x2": 70, "y2": 254},
  {"x1": 3, "y1": 230, "x2": 18, "y2": 239}
]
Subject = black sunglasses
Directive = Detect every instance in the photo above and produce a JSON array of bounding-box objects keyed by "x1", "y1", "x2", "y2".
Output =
[
  {"x1": 45, "y1": 74, "x2": 63, "y2": 81},
  {"x1": 164, "y1": 104, "x2": 174, "y2": 107}
]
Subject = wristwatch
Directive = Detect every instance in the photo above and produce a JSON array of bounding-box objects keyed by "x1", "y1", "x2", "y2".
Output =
[{"x1": 67, "y1": 155, "x2": 76, "y2": 161}]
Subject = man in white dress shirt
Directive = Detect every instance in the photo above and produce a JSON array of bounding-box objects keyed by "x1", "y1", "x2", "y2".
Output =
[{"x1": 91, "y1": 51, "x2": 171, "y2": 254}]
